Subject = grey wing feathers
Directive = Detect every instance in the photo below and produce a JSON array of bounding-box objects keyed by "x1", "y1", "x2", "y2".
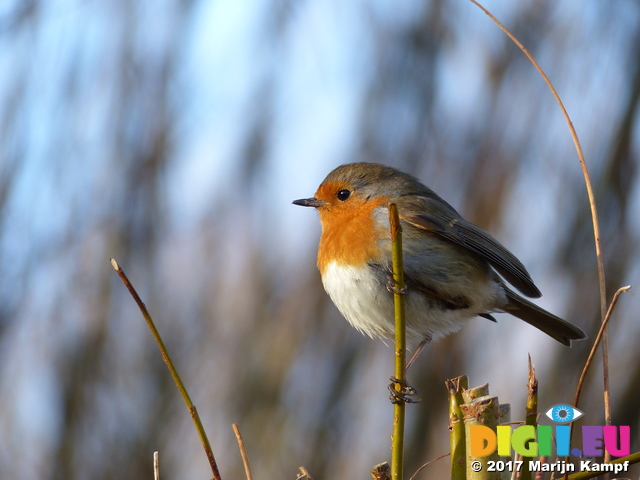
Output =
[{"x1": 400, "y1": 196, "x2": 542, "y2": 298}]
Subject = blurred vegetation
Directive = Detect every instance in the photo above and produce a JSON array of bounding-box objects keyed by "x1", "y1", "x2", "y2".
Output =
[{"x1": 0, "y1": 1, "x2": 638, "y2": 479}]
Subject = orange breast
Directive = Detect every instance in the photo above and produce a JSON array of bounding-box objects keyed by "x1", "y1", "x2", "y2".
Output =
[{"x1": 317, "y1": 196, "x2": 388, "y2": 274}]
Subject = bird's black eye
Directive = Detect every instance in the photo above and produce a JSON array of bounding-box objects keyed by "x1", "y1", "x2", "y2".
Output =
[{"x1": 337, "y1": 189, "x2": 351, "y2": 201}]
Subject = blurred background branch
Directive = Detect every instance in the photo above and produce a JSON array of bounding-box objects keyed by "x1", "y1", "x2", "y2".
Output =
[{"x1": 0, "y1": 1, "x2": 638, "y2": 478}]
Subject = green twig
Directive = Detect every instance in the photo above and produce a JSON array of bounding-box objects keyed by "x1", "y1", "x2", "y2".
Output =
[
  {"x1": 110, "y1": 258, "x2": 222, "y2": 480},
  {"x1": 460, "y1": 395, "x2": 501, "y2": 480},
  {"x1": 446, "y1": 375, "x2": 469, "y2": 480},
  {"x1": 388, "y1": 204, "x2": 406, "y2": 480},
  {"x1": 521, "y1": 356, "x2": 538, "y2": 480},
  {"x1": 462, "y1": 384, "x2": 489, "y2": 403}
]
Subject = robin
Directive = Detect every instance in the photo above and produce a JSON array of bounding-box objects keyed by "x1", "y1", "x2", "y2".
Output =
[{"x1": 293, "y1": 162, "x2": 586, "y2": 360}]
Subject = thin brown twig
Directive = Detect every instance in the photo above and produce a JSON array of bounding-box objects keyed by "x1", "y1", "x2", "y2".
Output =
[
  {"x1": 573, "y1": 285, "x2": 631, "y2": 410},
  {"x1": 466, "y1": 4, "x2": 605, "y2": 309},
  {"x1": 466, "y1": 1, "x2": 611, "y2": 464},
  {"x1": 563, "y1": 285, "x2": 630, "y2": 480},
  {"x1": 408, "y1": 452, "x2": 449, "y2": 480},
  {"x1": 110, "y1": 258, "x2": 222, "y2": 480},
  {"x1": 233, "y1": 424, "x2": 253, "y2": 480}
]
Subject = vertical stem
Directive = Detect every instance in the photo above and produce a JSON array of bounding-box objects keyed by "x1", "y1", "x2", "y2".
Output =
[
  {"x1": 447, "y1": 375, "x2": 469, "y2": 480},
  {"x1": 468, "y1": 0, "x2": 610, "y2": 467},
  {"x1": 521, "y1": 356, "x2": 538, "y2": 480},
  {"x1": 461, "y1": 395, "x2": 503, "y2": 480},
  {"x1": 602, "y1": 333, "x2": 611, "y2": 468},
  {"x1": 389, "y1": 204, "x2": 406, "y2": 480}
]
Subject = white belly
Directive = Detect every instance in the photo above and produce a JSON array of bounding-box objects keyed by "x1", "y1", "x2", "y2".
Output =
[{"x1": 321, "y1": 261, "x2": 503, "y2": 349}]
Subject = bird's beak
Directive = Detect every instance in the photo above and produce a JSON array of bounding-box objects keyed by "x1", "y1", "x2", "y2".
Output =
[{"x1": 292, "y1": 197, "x2": 326, "y2": 208}]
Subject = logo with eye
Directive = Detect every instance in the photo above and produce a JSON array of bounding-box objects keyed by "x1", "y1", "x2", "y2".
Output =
[{"x1": 545, "y1": 404, "x2": 584, "y2": 423}]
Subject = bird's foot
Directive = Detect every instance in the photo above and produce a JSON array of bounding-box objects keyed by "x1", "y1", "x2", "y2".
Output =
[
  {"x1": 388, "y1": 377, "x2": 420, "y2": 404},
  {"x1": 386, "y1": 275, "x2": 408, "y2": 295}
]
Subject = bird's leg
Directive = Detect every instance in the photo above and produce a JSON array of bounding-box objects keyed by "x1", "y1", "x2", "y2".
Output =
[
  {"x1": 388, "y1": 377, "x2": 420, "y2": 404},
  {"x1": 387, "y1": 336, "x2": 431, "y2": 403},
  {"x1": 406, "y1": 335, "x2": 431, "y2": 371},
  {"x1": 387, "y1": 338, "x2": 432, "y2": 404}
]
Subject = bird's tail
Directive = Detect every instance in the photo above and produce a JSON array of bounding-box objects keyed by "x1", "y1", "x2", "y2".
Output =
[{"x1": 503, "y1": 286, "x2": 586, "y2": 346}]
